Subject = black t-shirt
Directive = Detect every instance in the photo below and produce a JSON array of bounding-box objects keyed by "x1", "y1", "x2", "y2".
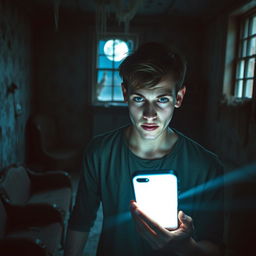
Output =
[{"x1": 69, "y1": 126, "x2": 224, "y2": 256}]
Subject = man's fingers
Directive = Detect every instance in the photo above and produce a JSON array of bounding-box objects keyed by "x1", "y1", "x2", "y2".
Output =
[
  {"x1": 130, "y1": 201, "x2": 167, "y2": 246},
  {"x1": 130, "y1": 203, "x2": 195, "y2": 251},
  {"x1": 130, "y1": 207, "x2": 160, "y2": 249},
  {"x1": 130, "y1": 201, "x2": 167, "y2": 236},
  {"x1": 178, "y1": 211, "x2": 193, "y2": 226},
  {"x1": 131, "y1": 209, "x2": 157, "y2": 236},
  {"x1": 177, "y1": 211, "x2": 194, "y2": 236}
]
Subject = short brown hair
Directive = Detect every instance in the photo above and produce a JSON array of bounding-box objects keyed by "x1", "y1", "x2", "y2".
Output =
[{"x1": 119, "y1": 42, "x2": 187, "y2": 93}]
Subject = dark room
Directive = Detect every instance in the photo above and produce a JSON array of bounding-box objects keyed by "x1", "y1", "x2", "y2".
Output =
[{"x1": 0, "y1": 0, "x2": 256, "y2": 255}]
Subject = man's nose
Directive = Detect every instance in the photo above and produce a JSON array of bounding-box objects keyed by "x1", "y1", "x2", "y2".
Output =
[{"x1": 143, "y1": 103, "x2": 157, "y2": 120}]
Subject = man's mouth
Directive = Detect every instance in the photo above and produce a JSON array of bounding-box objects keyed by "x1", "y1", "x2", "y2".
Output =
[{"x1": 141, "y1": 124, "x2": 159, "y2": 131}]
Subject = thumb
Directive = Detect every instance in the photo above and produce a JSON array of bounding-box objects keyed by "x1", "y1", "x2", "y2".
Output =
[{"x1": 178, "y1": 211, "x2": 194, "y2": 234}]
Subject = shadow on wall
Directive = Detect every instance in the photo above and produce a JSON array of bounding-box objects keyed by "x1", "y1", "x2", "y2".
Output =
[{"x1": 215, "y1": 101, "x2": 256, "y2": 166}]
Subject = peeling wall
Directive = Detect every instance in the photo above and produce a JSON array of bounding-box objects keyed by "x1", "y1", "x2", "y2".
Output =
[{"x1": 0, "y1": 0, "x2": 32, "y2": 168}]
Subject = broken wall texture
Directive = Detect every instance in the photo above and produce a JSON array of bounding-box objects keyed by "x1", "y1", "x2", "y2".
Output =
[{"x1": 0, "y1": 0, "x2": 32, "y2": 168}]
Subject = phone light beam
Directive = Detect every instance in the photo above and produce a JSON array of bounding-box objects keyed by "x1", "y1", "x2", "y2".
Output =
[{"x1": 179, "y1": 163, "x2": 256, "y2": 200}]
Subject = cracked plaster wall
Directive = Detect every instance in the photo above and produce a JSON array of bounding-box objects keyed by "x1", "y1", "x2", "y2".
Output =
[{"x1": 0, "y1": 0, "x2": 32, "y2": 168}]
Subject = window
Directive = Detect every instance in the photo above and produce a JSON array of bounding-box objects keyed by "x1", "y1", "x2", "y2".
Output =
[
  {"x1": 93, "y1": 34, "x2": 136, "y2": 106},
  {"x1": 235, "y1": 11, "x2": 256, "y2": 98}
]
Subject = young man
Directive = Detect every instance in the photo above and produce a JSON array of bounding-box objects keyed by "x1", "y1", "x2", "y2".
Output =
[{"x1": 65, "y1": 42, "x2": 224, "y2": 256}]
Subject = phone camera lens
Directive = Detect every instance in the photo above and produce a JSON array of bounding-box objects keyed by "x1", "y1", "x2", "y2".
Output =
[{"x1": 137, "y1": 178, "x2": 149, "y2": 183}]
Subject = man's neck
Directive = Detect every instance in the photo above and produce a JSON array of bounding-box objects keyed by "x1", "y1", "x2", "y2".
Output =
[{"x1": 125, "y1": 126, "x2": 178, "y2": 159}]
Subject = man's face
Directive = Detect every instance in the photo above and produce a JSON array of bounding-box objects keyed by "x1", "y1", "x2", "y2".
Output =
[{"x1": 122, "y1": 76, "x2": 186, "y2": 141}]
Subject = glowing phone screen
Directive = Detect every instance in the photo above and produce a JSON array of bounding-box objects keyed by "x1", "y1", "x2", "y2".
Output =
[{"x1": 132, "y1": 171, "x2": 178, "y2": 229}]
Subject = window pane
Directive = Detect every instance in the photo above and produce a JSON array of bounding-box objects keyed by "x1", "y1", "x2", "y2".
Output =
[
  {"x1": 252, "y1": 16, "x2": 256, "y2": 35},
  {"x1": 98, "y1": 40, "x2": 107, "y2": 55},
  {"x1": 113, "y1": 86, "x2": 124, "y2": 101},
  {"x1": 245, "y1": 79, "x2": 253, "y2": 98},
  {"x1": 236, "y1": 80, "x2": 243, "y2": 98},
  {"x1": 113, "y1": 41, "x2": 132, "y2": 68},
  {"x1": 242, "y1": 39, "x2": 248, "y2": 57},
  {"x1": 237, "y1": 60, "x2": 245, "y2": 78},
  {"x1": 243, "y1": 18, "x2": 249, "y2": 38},
  {"x1": 95, "y1": 36, "x2": 135, "y2": 104},
  {"x1": 104, "y1": 39, "x2": 129, "y2": 61},
  {"x1": 98, "y1": 55, "x2": 113, "y2": 69},
  {"x1": 114, "y1": 59, "x2": 124, "y2": 69},
  {"x1": 97, "y1": 70, "x2": 106, "y2": 84},
  {"x1": 96, "y1": 71, "x2": 107, "y2": 98},
  {"x1": 113, "y1": 71, "x2": 122, "y2": 87},
  {"x1": 235, "y1": 15, "x2": 255, "y2": 99},
  {"x1": 97, "y1": 70, "x2": 114, "y2": 86},
  {"x1": 98, "y1": 39, "x2": 130, "y2": 68},
  {"x1": 246, "y1": 58, "x2": 255, "y2": 78},
  {"x1": 249, "y1": 37, "x2": 256, "y2": 56},
  {"x1": 97, "y1": 86, "x2": 113, "y2": 101}
]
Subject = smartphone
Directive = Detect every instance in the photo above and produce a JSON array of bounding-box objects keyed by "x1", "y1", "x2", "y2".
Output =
[{"x1": 132, "y1": 170, "x2": 178, "y2": 229}]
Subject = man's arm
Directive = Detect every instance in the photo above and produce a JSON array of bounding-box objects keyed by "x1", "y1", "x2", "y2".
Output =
[{"x1": 64, "y1": 229, "x2": 89, "y2": 256}]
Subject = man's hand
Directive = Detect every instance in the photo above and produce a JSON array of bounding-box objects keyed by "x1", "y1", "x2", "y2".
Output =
[
  {"x1": 130, "y1": 200, "x2": 225, "y2": 256},
  {"x1": 130, "y1": 200, "x2": 194, "y2": 254}
]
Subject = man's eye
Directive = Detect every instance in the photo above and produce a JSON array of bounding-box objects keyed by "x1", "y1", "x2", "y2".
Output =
[
  {"x1": 158, "y1": 97, "x2": 169, "y2": 103},
  {"x1": 133, "y1": 97, "x2": 144, "y2": 102}
]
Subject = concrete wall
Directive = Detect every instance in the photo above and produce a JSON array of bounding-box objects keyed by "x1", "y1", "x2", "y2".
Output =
[{"x1": 0, "y1": 0, "x2": 32, "y2": 168}]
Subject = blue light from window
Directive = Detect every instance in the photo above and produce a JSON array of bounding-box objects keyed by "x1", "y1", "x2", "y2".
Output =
[{"x1": 97, "y1": 38, "x2": 132, "y2": 102}]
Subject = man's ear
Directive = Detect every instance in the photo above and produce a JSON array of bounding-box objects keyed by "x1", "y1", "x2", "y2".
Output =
[
  {"x1": 122, "y1": 83, "x2": 128, "y2": 102},
  {"x1": 175, "y1": 86, "x2": 186, "y2": 108}
]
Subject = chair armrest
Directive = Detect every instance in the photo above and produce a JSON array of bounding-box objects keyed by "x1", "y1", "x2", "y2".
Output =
[
  {"x1": 3, "y1": 199, "x2": 64, "y2": 228},
  {"x1": 0, "y1": 237, "x2": 48, "y2": 256},
  {"x1": 26, "y1": 168, "x2": 72, "y2": 193}
]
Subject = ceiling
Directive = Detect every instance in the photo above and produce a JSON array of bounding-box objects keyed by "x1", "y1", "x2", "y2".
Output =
[{"x1": 22, "y1": 0, "x2": 247, "y2": 19}]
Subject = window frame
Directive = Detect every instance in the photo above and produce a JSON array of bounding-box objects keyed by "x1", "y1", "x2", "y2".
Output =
[
  {"x1": 92, "y1": 33, "x2": 138, "y2": 107},
  {"x1": 234, "y1": 9, "x2": 256, "y2": 99}
]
